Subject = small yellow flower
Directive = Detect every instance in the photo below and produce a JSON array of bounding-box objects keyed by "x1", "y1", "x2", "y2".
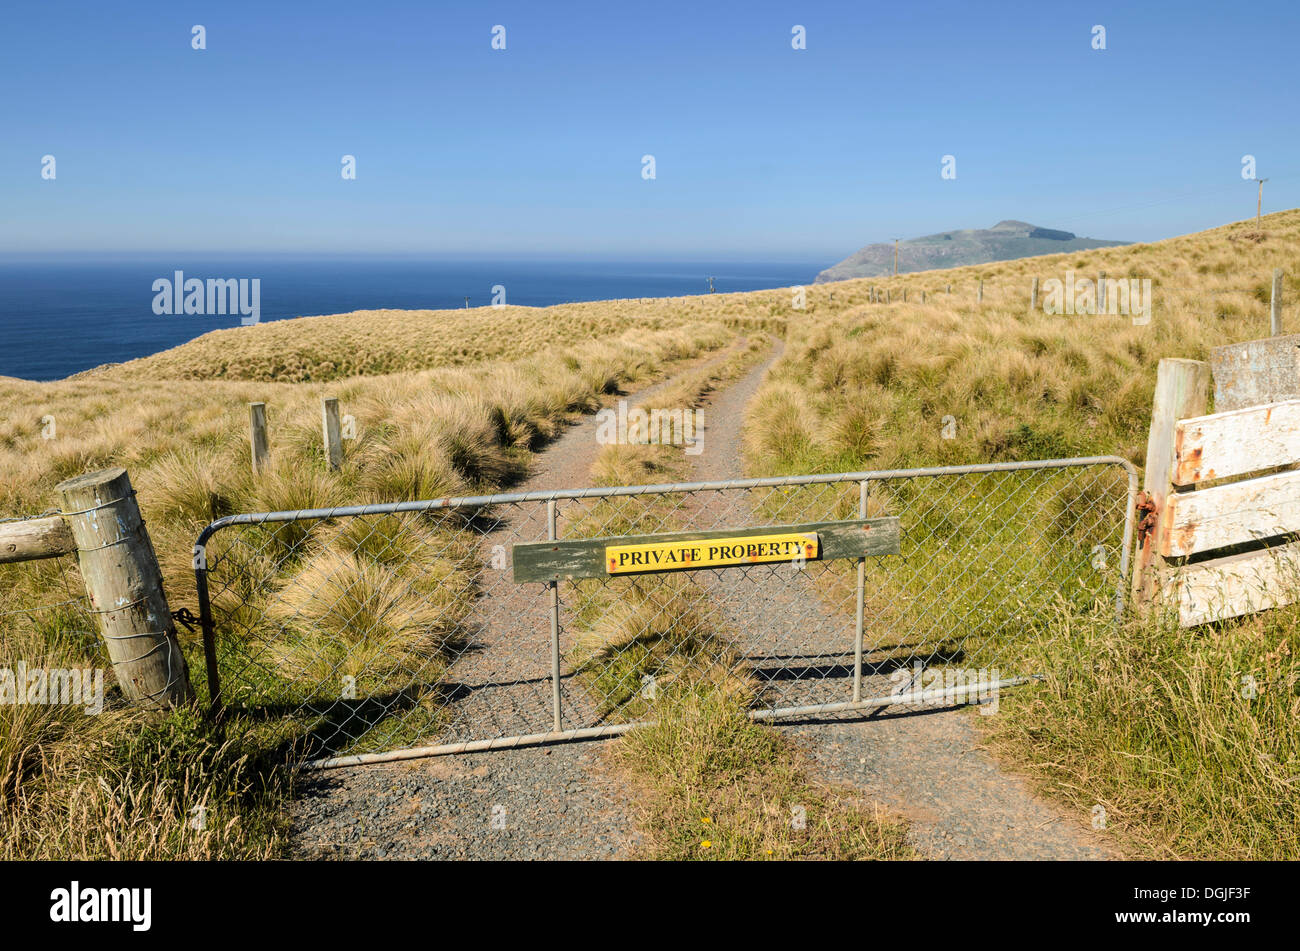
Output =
[
  {"x1": 700, "y1": 840, "x2": 712, "y2": 849},
  {"x1": 701, "y1": 817, "x2": 712, "y2": 825}
]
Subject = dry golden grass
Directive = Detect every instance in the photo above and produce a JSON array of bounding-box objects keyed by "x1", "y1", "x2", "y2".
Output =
[
  {"x1": 0, "y1": 306, "x2": 749, "y2": 860},
  {"x1": 3, "y1": 208, "x2": 1299, "y2": 860},
  {"x1": 743, "y1": 208, "x2": 1300, "y2": 859},
  {"x1": 90, "y1": 297, "x2": 785, "y2": 383},
  {"x1": 749, "y1": 209, "x2": 1300, "y2": 475}
]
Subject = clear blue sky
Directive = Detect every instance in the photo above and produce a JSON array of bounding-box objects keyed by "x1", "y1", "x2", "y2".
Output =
[{"x1": 2, "y1": 0, "x2": 1296, "y2": 260}]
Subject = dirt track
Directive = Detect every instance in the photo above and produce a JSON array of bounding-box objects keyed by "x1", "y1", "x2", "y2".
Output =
[{"x1": 292, "y1": 338, "x2": 1115, "y2": 860}]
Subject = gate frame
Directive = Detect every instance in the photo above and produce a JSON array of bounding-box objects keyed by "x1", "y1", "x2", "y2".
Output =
[{"x1": 193, "y1": 454, "x2": 1138, "y2": 769}]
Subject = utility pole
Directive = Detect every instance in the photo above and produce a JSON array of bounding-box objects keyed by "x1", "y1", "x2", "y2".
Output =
[
  {"x1": 1255, "y1": 178, "x2": 1269, "y2": 231},
  {"x1": 894, "y1": 239, "x2": 899, "y2": 276}
]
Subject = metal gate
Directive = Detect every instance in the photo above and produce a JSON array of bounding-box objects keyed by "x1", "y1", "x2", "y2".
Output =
[{"x1": 193, "y1": 456, "x2": 1137, "y2": 768}]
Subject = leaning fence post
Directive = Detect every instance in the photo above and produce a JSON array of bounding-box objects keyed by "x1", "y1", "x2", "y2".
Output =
[
  {"x1": 1131, "y1": 359, "x2": 1210, "y2": 609},
  {"x1": 322, "y1": 397, "x2": 344, "y2": 470},
  {"x1": 249, "y1": 402, "x2": 270, "y2": 475},
  {"x1": 1030, "y1": 277, "x2": 1039, "y2": 311},
  {"x1": 1271, "y1": 268, "x2": 1284, "y2": 335},
  {"x1": 55, "y1": 468, "x2": 194, "y2": 707}
]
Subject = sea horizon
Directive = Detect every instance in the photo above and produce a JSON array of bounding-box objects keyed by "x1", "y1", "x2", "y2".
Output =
[{"x1": 0, "y1": 255, "x2": 824, "y2": 382}]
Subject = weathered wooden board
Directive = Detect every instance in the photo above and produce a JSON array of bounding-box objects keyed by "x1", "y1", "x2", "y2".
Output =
[
  {"x1": 1133, "y1": 358, "x2": 1210, "y2": 605},
  {"x1": 513, "y1": 517, "x2": 900, "y2": 583},
  {"x1": 0, "y1": 515, "x2": 76, "y2": 565},
  {"x1": 1162, "y1": 468, "x2": 1300, "y2": 557},
  {"x1": 1211, "y1": 335, "x2": 1300, "y2": 412},
  {"x1": 1167, "y1": 539, "x2": 1300, "y2": 627},
  {"x1": 1172, "y1": 399, "x2": 1300, "y2": 485}
]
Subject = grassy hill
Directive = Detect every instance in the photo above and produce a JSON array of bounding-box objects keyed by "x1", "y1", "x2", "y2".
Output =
[
  {"x1": 2, "y1": 209, "x2": 1298, "y2": 859},
  {"x1": 750, "y1": 208, "x2": 1300, "y2": 859}
]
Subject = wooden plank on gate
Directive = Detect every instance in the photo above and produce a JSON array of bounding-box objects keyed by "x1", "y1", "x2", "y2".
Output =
[
  {"x1": 1172, "y1": 399, "x2": 1300, "y2": 485},
  {"x1": 1162, "y1": 468, "x2": 1300, "y2": 557},
  {"x1": 512, "y1": 517, "x2": 900, "y2": 583},
  {"x1": 1168, "y1": 539, "x2": 1300, "y2": 627},
  {"x1": 1210, "y1": 335, "x2": 1300, "y2": 412}
]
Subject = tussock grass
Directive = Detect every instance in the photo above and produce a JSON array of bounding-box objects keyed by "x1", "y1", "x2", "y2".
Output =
[
  {"x1": 750, "y1": 209, "x2": 1300, "y2": 476},
  {"x1": 0, "y1": 307, "x2": 745, "y2": 858},
  {"x1": 615, "y1": 687, "x2": 916, "y2": 860},
  {"x1": 0, "y1": 707, "x2": 289, "y2": 860},
  {"x1": 4, "y1": 209, "x2": 1298, "y2": 859},
  {"x1": 745, "y1": 209, "x2": 1300, "y2": 859},
  {"x1": 984, "y1": 604, "x2": 1300, "y2": 859}
]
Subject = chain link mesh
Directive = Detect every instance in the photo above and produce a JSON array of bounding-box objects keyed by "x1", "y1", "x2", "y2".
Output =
[{"x1": 194, "y1": 459, "x2": 1136, "y2": 763}]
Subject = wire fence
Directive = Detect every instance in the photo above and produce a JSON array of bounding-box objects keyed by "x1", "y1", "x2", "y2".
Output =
[
  {"x1": 192, "y1": 456, "x2": 1138, "y2": 767},
  {"x1": 0, "y1": 512, "x2": 99, "y2": 661}
]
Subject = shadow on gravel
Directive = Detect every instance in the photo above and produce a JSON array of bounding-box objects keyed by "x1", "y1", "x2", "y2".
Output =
[{"x1": 748, "y1": 648, "x2": 966, "y2": 683}]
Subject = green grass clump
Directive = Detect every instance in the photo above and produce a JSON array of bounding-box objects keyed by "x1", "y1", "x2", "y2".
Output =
[{"x1": 616, "y1": 687, "x2": 917, "y2": 860}]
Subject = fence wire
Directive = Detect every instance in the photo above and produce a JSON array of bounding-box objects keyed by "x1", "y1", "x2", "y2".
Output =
[
  {"x1": 0, "y1": 512, "x2": 98, "y2": 660},
  {"x1": 193, "y1": 457, "x2": 1137, "y2": 766}
]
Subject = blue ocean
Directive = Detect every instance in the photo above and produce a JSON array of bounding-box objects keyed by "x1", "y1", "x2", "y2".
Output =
[{"x1": 0, "y1": 256, "x2": 822, "y2": 381}]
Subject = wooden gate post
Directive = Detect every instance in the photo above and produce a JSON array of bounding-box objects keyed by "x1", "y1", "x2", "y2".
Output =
[
  {"x1": 56, "y1": 468, "x2": 194, "y2": 707},
  {"x1": 1031, "y1": 277, "x2": 1039, "y2": 311},
  {"x1": 1131, "y1": 358, "x2": 1210, "y2": 608}
]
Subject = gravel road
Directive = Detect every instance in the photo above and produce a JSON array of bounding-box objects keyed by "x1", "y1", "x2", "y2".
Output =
[
  {"x1": 290, "y1": 343, "x2": 750, "y2": 860},
  {"x1": 292, "y1": 337, "x2": 1114, "y2": 861},
  {"x1": 678, "y1": 344, "x2": 1115, "y2": 860}
]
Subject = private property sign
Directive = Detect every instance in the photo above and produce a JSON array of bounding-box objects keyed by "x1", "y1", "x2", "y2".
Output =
[
  {"x1": 605, "y1": 532, "x2": 820, "y2": 575},
  {"x1": 512, "y1": 518, "x2": 900, "y2": 583}
]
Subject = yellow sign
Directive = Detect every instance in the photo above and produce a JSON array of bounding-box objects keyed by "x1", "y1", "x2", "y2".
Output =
[{"x1": 605, "y1": 532, "x2": 820, "y2": 575}]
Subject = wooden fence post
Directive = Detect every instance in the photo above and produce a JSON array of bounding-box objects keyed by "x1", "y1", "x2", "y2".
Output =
[
  {"x1": 1131, "y1": 358, "x2": 1210, "y2": 608},
  {"x1": 249, "y1": 402, "x2": 270, "y2": 475},
  {"x1": 977, "y1": 280, "x2": 983, "y2": 304},
  {"x1": 886, "y1": 289, "x2": 892, "y2": 304},
  {"x1": 946, "y1": 284, "x2": 951, "y2": 294},
  {"x1": 920, "y1": 290, "x2": 926, "y2": 303},
  {"x1": 1031, "y1": 277, "x2": 1039, "y2": 311},
  {"x1": 55, "y1": 468, "x2": 194, "y2": 707},
  {"x1": 1271, "y1": 268, "x2": 1284, "y2": 335},
  {"x1": 322, "y1": 397, "x2": 344, "y2": 470},
  {"x1": 1098, "y1": 272, "x2": 1107, "y2": 313}
]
